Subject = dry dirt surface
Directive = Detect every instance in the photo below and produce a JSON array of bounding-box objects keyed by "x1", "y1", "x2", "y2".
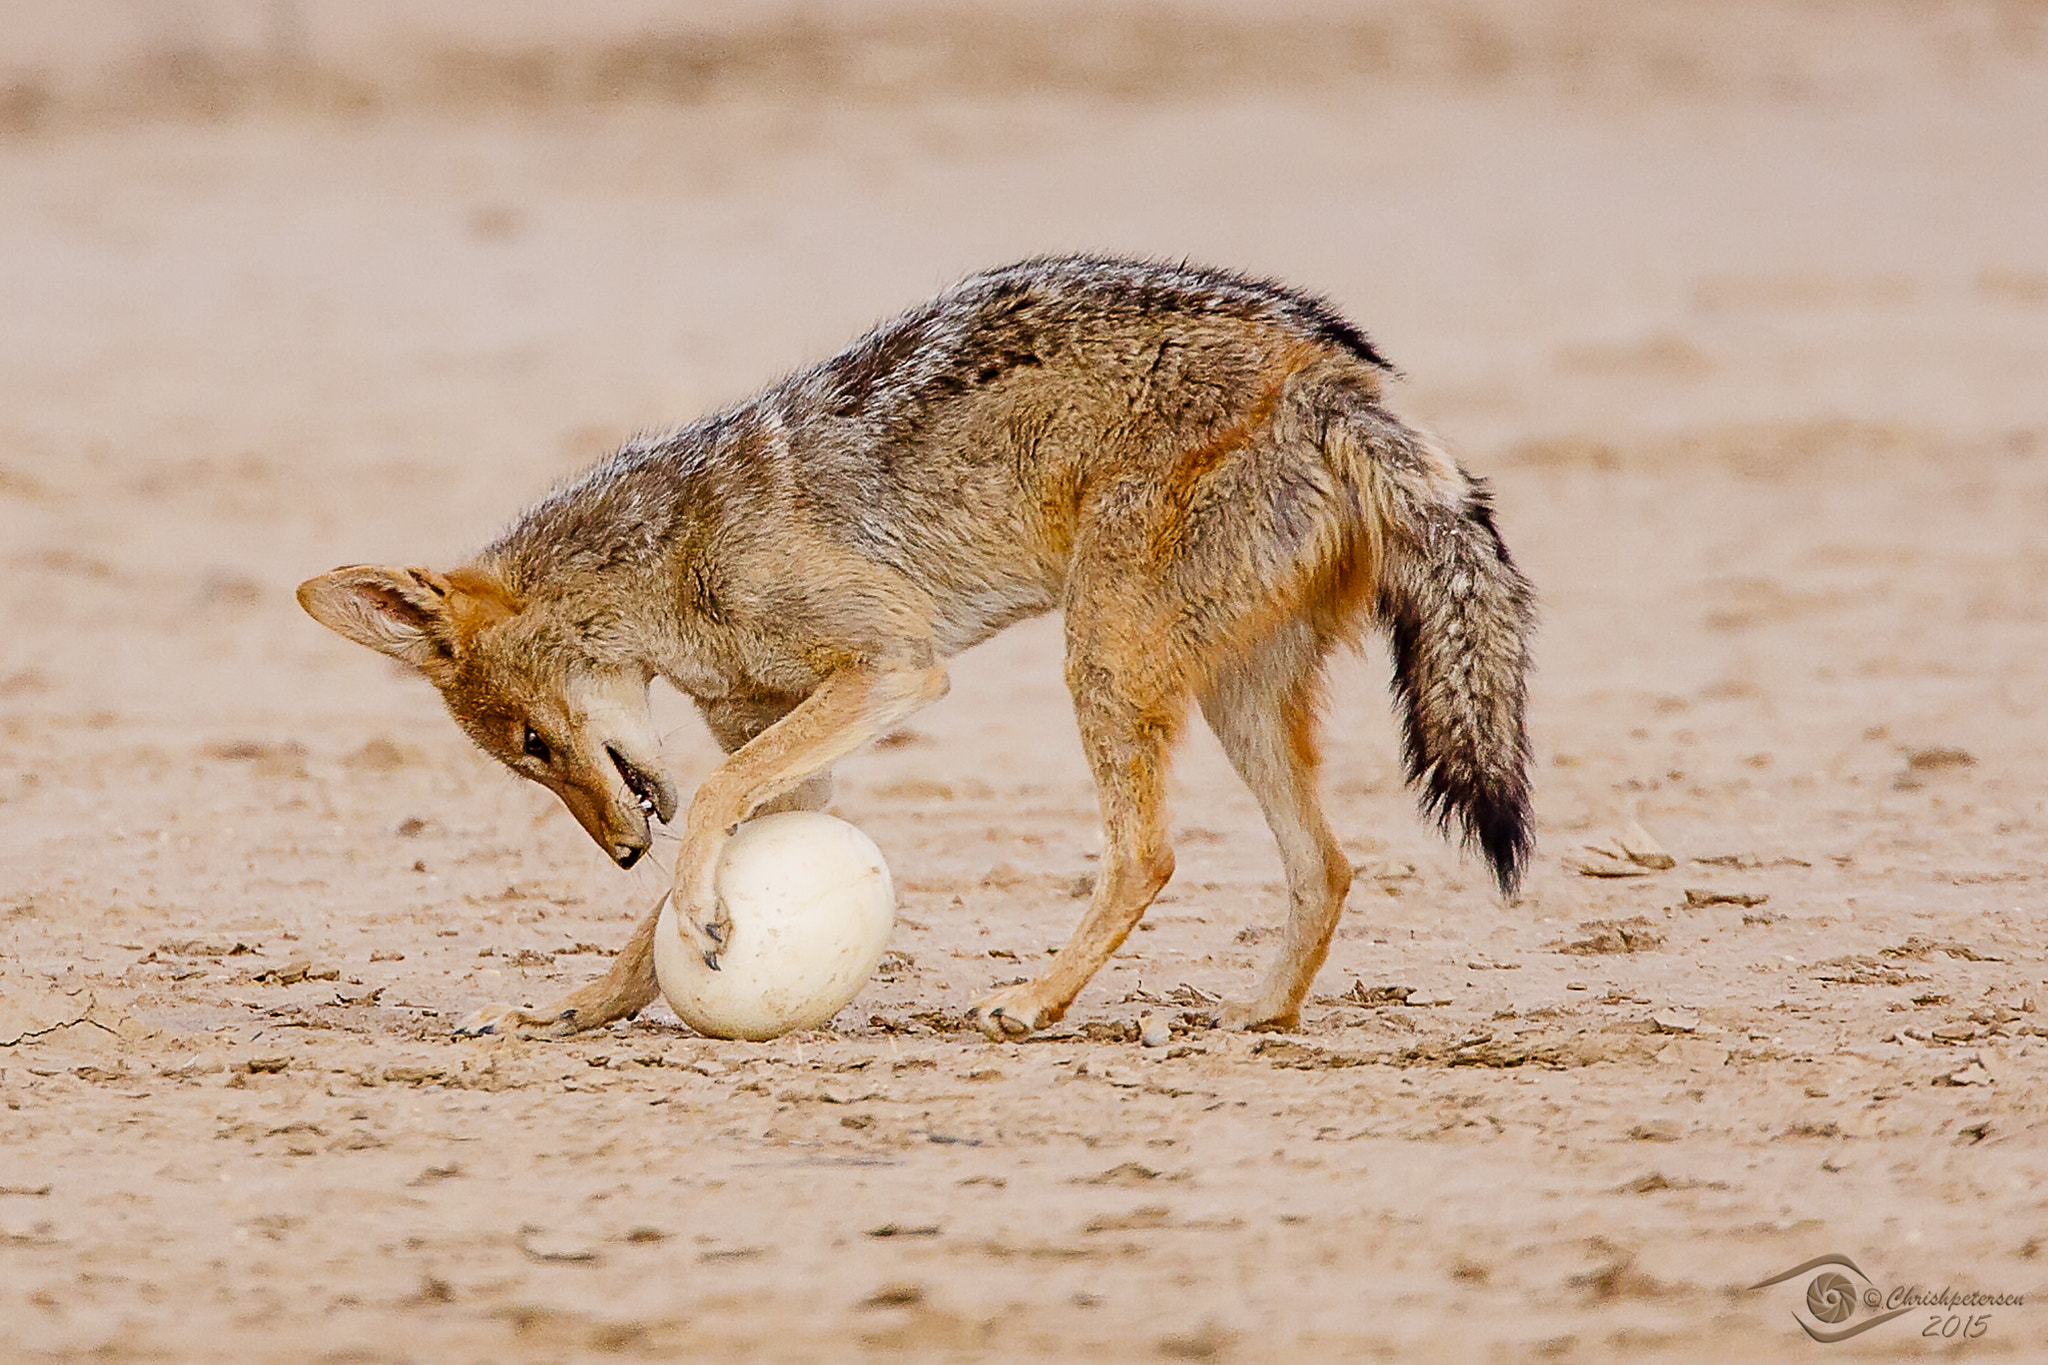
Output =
[{"x1": 4, "y1": 2, "x2": 2047, "y2": 1361}]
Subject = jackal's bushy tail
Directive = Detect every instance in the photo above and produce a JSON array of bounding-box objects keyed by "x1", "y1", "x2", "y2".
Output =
[{"x1": 1340, "y1": 406, "x2": 1536, "y2": 897}]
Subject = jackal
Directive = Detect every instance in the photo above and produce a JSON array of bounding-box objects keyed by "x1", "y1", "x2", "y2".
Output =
[{"x1": 299, "y1": 255, "x2": 1535, "y2": 1040}]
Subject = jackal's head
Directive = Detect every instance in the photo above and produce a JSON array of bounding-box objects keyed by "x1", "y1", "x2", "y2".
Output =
[{"x1": 297, "y1": 564, "x2": 678, "y2": 869}]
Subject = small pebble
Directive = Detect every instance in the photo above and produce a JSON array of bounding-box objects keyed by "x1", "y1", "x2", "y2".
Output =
[{"x1": 1139, "y1": 1013, "x2": 1171, "y2": 1048}]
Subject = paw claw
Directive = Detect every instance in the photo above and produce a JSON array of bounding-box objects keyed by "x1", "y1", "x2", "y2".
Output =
[
  {"x1": 676, "y1": 897, "x2": 732, "y2": 969},
  {"x1": 456, "y1": 1002, "x2": 584, "y2": 1041}
]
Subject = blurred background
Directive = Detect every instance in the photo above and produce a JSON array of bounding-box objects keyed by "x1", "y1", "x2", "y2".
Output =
[
  {"x1": 4, "y1": 0, "x2": 2044, "y2": 872},
  {"x1": 5, "y1": 0, "x2": 2045, "y2": 923},
  {"x1": 4, "y1": 0, "x2": 2043, "y2": 710}
]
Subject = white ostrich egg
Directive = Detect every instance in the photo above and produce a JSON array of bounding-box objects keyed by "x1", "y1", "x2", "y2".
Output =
[{"x1": 653, "y1": 811, "x2": 895, "y2": 1041}]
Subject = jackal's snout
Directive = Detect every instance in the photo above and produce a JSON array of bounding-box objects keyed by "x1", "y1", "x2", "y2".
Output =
[
  {"x1": 565, "y1": 742, "x2": 670, "y2": 870},
  {"x1": 534, "y1": 672, "x2": 676, "y2": 871},
  {"x1": 601, "y1": 745, "x2": 676, "y2": 869},
  {"x1": 610, "y1": 745, "x2": 676, "y2": 825}
]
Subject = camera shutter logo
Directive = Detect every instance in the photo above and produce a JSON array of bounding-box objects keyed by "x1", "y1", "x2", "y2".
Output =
[
  {"x1": 1747, "y1": 1254, "x2": 1915, "y2": 1344},
  {"x1": 1806, "y1": 1272, "x2": 1858, "y2": 1324}
]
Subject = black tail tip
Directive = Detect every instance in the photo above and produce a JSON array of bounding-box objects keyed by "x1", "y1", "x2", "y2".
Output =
[{"x1": 1472, "y1": 790, "x2": 1534, "y2": 901}]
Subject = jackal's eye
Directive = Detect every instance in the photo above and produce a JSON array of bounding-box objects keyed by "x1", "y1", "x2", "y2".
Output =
[{"x1": 521, "y1": 725, "x2": 552, "y2": 765}]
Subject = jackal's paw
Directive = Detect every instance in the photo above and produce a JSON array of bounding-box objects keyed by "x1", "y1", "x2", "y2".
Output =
[
  {"x1": 1214, "y1": 999, "x2": 1301, "y2": 1033},
  {"x1": 453, "y1": 1001, "x2": 584, "y2": 1040},
  {"x1": 674, "y1": 898, "x2": 733, "y2": 972},
  {"x1": 970, "y1": 981, "x2": 1066, "y2": 1041}
]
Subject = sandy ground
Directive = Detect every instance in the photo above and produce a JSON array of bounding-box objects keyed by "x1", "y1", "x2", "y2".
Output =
[{"x1": 4, "y1": 3, "x2": 2048, "y2": 1360}]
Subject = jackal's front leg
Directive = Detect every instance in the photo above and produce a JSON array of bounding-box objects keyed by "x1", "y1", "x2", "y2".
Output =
[
  {"x1": 454, "y1": 893, "x2": 666, "y2": 1039},
  {"x1": 455, "y1": 663, "x2": 943, "y2": 1041},
  {"x1": 672, "y1": 662, "x2": 948, "y2": 970}
]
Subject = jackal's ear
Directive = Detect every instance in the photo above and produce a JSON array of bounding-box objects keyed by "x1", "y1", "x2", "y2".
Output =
[{"x1": 296, "y1": 564, "x2": 520, "y2": 675}]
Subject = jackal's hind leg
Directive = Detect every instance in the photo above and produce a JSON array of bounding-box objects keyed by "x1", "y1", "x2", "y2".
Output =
[
  {"x1": 1200, "y1": 628, "x2": 1352, "y2": 1031},
  {"x1": 969, "y1": 730, "x2": 1176, "y2": 1039},
  {"x1": 972, "y1": 616, "x2": 1183, "y2": 1040}
]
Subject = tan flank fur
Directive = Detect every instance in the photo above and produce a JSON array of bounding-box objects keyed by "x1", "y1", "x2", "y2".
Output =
[{"x1": 298, "y1": 255, "x2": 1536, "y2": 1041}]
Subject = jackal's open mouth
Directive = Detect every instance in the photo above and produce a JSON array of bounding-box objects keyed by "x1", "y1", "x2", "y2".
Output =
[{"x1": 610, "y1": 746, "x2": 668, "y2": 822}]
